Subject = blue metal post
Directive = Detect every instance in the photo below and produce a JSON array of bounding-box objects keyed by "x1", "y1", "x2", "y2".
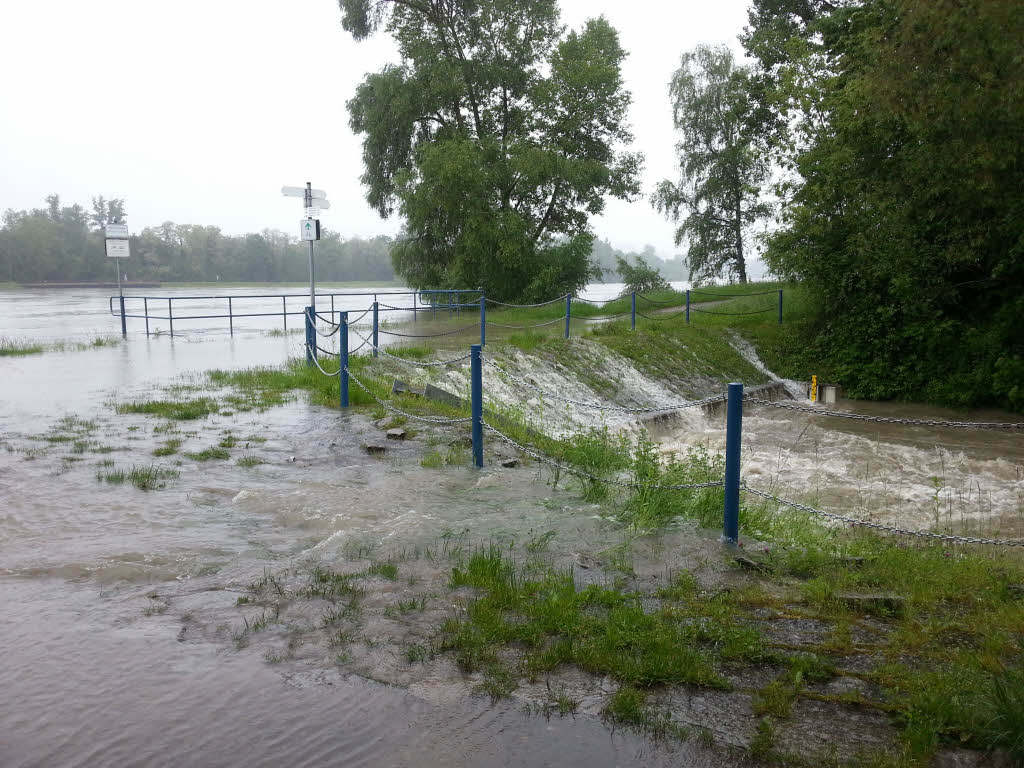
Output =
[
  {"x1": 119, "y1": 296, "x2": 127, "y2": 337},
  {"x1": 168, "y1": 298, "x2": 174, "y2": 338},
  {"x1": 228, "y1": 297, "x2": 233, "y2": 336},
  {"x1": 479, "y1": 293, "x2": 486, "y2": 347},
  {"x1": 372, "y1": 301, "x2": 379, "y2": 357},
  {"x1": 413, "y1": 292, "x2": 417, "y2": 323},
  {"x1": 448, "y1": 291, "x2": 452, "y2": 319},
  {"x1": 340, "y1": 312, "x2": 349, "y2": 408},
  {"x1": 564, "y1": 295, "x2": 571, "y2": 339},
  {"x1": 305, "y1": 305, "x2": 313, "y2": 366},
  {"x1": 471, "y1": 344, "x2": 483, "y2": 468},
  {"x1": 631, "y1": 291, "x2": 636, "y2": 331},
  {"x1": 144, "y1": 297, "x2": 149, "y2": 337},
  {"x1": 778, "y1": 289, "x2": 783, "y2": 325},
  {"x1": 686, "y1": 290, "x2": 690, "y2": 325},
  {"x1": 723, "y1": 382, "x2": 743, "y2": 545}
]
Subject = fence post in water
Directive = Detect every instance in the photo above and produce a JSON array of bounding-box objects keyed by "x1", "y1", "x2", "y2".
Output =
[
  {"x1": 564, "y1": 295, "x2": 571, "y2": 339},
  {"x1": 631, "y1": 292, "x2": 636, "y2": 331},
  {"x1": 372, "y1": 301, "x2": 379, "y2": 358},
  {"x1": 413, "y1": 292, "x2": 417, "y2": 323},
  {"x1": 119, "y1": 295, "x2": 127, "y2": 337},
  {"x1": 723, "y1": 382, "x2": 743, "y2": 545},
  {"x1": 305, "y1": 306, "x2": 313, "y2": 366},
  {"x1": 686, "y1": 290, "x2": 690, "y2": 325},
  {"x1": 228, "y1": 297, "x2": 233, "y2": 336},
  {"x1": 168, "y1": 298, "x2": 174, "y2": 338},
  {"x1": 778, "y1": 289, "x2": 783, "y2": 325},
  {"x1": 479, "y1": 293, "x2": 486, "y2": 347},
  {"x1": 340, "y1": 312, "x2": 349, "y2": 408},
  {"x1": 282, "y1": 296, "x2": 287, "y2": 331},
  {"x1": 143, "y1": 297, "x2": 149, "y2": 337},
  {"x1": 471, "y1": 344, "x2": 483, "y2": 468}
]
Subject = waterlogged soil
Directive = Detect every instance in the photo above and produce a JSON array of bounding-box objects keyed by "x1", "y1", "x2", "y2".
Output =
[{"x1": 2, "y1": 291, "x2": 1022, "y2": 766}]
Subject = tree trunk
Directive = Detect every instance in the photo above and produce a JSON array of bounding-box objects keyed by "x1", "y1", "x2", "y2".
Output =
[{"x1": 733, "y1": 188, "x2": 747, "y2": 284}]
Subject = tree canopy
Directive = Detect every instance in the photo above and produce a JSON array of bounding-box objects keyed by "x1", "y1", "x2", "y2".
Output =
[
  {"x1": 339, "y1": 0, "x2": 642, "y2": 301},
  {"x1": 653, "y1": 45, "x2": 772, "y2": 285},
  {"x1": 0, "y1": 195, "x2": 397, "y2": 284},
  {"x1": 744, "y1": 0, "x2": 1024, "y2": 410}
]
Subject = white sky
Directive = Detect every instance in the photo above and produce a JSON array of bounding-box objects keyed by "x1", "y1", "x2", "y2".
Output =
[{"x1": 0, "y1": 0, "x2": 752, "y2": 259}]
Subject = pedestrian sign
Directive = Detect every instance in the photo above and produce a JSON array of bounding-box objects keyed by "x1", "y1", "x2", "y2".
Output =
[{"x1": 300, "y1": 219, "x2": 321, "y2": 241}]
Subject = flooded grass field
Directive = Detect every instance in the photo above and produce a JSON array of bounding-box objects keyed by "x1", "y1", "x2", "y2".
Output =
[{"x1": 2, "y1": 285, "x2": 1023, "y2": 767}]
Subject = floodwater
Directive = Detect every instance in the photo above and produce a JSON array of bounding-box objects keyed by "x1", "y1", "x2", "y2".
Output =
[
  {"x1": 1, "y1": 283, "x2": 1021, "y2": 766},
  {"x1": 0, "y1": 282, "x2": 715, "y2": 768}
]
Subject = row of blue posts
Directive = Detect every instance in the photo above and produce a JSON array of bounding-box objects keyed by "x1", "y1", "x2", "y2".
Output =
[{"x1": 305, "y1": 291, "x2": 772, "y2": 547}]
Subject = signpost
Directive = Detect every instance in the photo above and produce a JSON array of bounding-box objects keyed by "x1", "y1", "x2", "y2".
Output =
[
  {"x1": 105, "y1": 222, "x2": 130, "y2": 337},
  {"x1": 282, "y1": 182, "x2": 329, "y2": 365}
]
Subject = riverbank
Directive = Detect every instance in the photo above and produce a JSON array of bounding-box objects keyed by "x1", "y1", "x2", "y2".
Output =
[{"x1": 3, "y1": 289, "x2": 1021, "y2": 767}]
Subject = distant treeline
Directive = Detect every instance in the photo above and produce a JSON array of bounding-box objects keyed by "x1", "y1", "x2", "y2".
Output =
[
  {"x1": 0, "y1": 195, "x2": 396, "y2": 284},
  {"x1": 0, "y1": 195, "x2": 685, "y2": 285}
]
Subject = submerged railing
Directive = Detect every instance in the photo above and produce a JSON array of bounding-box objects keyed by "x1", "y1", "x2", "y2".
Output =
[
  {"x1": 108, "y1": 289, "x2": 483, "y2": 337},
  {"x1": 109, "y1": 288, "x2": 785, "y2": 338}
]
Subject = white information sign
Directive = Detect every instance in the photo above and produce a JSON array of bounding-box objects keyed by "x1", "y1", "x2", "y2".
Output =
[
  {"x1": 105, "y1": 239, "x2": 131, "y2": 258},
  {"x1": 105, "y1": 223, "x2": 129, "y2": 238},
  {"x1": 300, "y1": 219, "x2": 320, "y2": 241}
]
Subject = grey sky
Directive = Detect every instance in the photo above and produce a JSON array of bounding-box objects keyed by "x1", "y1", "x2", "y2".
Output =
[{"x1": 0, "y1": 0, "x2": 752, "y2": 259}]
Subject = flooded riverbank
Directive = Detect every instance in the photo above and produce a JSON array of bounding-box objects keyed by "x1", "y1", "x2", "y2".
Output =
[{"x1": 2, "y1": 284, "x2": 1021, "y2": 766}]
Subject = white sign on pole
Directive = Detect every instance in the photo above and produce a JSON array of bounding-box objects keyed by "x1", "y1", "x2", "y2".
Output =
[
  {"x1": 305, "y1": 207, "x2": 320, "y2": 219},
  {"x1": 105, "y1": 223, "x2": 129, "y2": 238},
  {"x1": 105, "y1": 239, "x2": 131, "y2": 258},
  {"x1": 300, "y1": 219, "x2": 320, "y2": 241},
  {"x1": 282, "y1": 186, "x2": 326, "y2": 199},
  {"x1": 310, "y1": 197, "x2": 330, "y2": 210}
]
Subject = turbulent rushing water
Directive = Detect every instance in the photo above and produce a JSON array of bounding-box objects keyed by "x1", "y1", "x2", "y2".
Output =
[{"x1": 1, "y1": 283, "x2": 1021, "y2": 766}]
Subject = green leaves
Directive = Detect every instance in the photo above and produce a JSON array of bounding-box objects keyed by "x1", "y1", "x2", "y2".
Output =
[
  {"x1": 341, "y1": 1, "x2": 641, "y2": 302},
  {"x1": 653, "y1": 45, "x2": 772, "y2": 285},
  {"x1": 748, "y1": 0, "x2": 1024, "y2": 410}
]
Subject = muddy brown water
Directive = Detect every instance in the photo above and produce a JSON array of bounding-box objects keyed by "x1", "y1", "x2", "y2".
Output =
[{"x1": 2, "y1": 285, "x2": 1021, "y2": 766}]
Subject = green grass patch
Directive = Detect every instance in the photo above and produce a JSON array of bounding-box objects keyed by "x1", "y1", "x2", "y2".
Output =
[
  {"x1": 153, "y1": 438, "x2": 183, "y2": 456},
  {"x1": 0, "y1": 338, "x2": 44, "y2": 356},
  {"x1": 184, "y1": 446, "x2": 230, "y2": 461},
  {"x1": 116, "y1": 397, "x2": 219, "y2": 420},
  {"x1": 237, "y1": 454, "x2": 265, "y2": 467},
  {"x1": 96, "y1": 464, "x2": 178, "y2": 490}
]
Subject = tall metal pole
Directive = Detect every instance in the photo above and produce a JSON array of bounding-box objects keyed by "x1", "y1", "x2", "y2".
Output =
[
  {"x1": 116, "y1": 259, "x2": 126, "y2": 337},
  {"x1": 306, "y1": 182, "x2": 315, "y2": 314}
]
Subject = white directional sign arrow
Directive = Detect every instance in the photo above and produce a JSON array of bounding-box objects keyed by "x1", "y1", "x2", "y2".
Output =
[
  {"x1": 282, "y1": 186, "x2": 326, "y2": 198},
  {"x1": 310, "y1": 198, "x2": 330, "y2": 210}
]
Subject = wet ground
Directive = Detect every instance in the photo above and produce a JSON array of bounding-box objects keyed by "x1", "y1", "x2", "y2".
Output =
[{"x1": 1, "y1": 284, "x2": 1021, "y2": 766}]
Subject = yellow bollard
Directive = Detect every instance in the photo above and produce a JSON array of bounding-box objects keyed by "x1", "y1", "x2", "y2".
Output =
[{"x1": 811, "y1": 375, "x2": 818, "y2": 403}]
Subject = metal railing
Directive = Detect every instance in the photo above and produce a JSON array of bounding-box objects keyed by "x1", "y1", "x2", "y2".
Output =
[{"x1": 108, "y1": 289, "x2": 483, "y2": 337}]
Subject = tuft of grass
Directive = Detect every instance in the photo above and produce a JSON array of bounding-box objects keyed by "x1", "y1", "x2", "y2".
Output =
[
  {"x1": 96, "y1": 464, "x2": 177, "y2": 490},
  {"x1": 153, "y1": 438, "x2": 183, "y2": 457},
  {"x1": 184, "y1": 446, "x2": 230, "y2": 461},
  {"x1": 237, "y1": 454, "x2": 265, "y2": 467},
  {"x1": 218, "y1": 435, "x2": 237, "y2": 448},
  {"x1": 366, "y1": 562, "x2": 398, "y2": 580},
  {"x1": 0, "y1": 338, "x2": 44, "y2": 356},
  {"x1": 116, "y1": 398, "x2": 219, "y2": 420}
]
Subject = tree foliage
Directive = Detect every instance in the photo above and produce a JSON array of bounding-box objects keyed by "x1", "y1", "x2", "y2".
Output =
[
  {"x1": 339, "y1": 0, "x2": 642, "y2": 301},
  {"x1": 744, "y1": 0, "x2": 1024, "y2": 410},
  {"x1": 652, "y1": 45, "x2": 772, "y2": 285},
  {"x1": 614, "y1": 253, "x2": 670, "y2": 296},
  {"x1": 0, "y1": 195, "x2": 396, "y2": 284}
]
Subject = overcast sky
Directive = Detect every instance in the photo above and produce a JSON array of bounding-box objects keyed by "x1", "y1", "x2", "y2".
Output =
[{"x1": 0, "y1": 0, "x2": 752, "y2": 260}]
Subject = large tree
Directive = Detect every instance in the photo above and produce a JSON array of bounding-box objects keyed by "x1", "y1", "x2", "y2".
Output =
[
  {"x1": 745, "y1": 0, "x2": 1024, "y2": 410},
  {"x1": 338, "y1": 0, "x2": 642, "y2": 301},
  {"x1": 652, "y1": 45, "x2": 772, "y2": 285}
]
